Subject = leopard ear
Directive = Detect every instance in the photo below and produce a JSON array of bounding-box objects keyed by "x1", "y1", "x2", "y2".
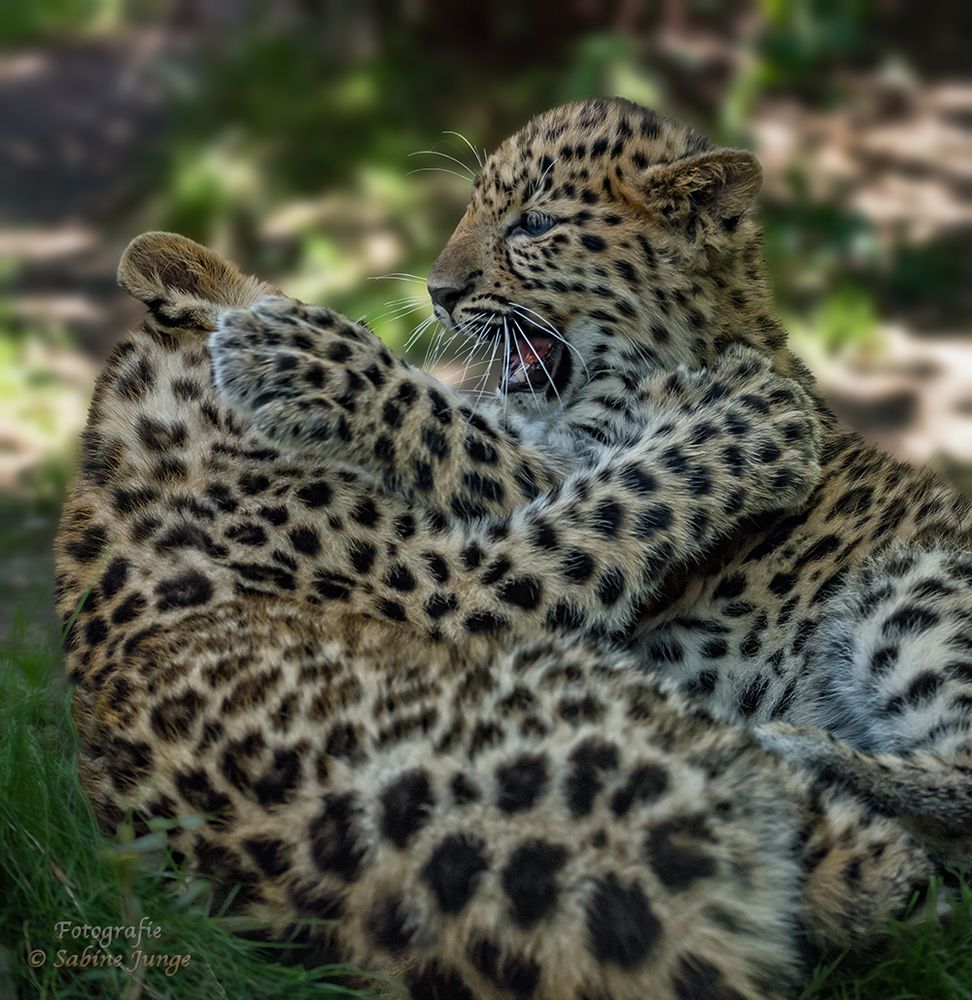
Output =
[
  {"x1": 118, "y1": 232, "x2": 276, "y2": 311},
  {"x1": 639, "y1": 149, "x2": 762, "y2": 242}
]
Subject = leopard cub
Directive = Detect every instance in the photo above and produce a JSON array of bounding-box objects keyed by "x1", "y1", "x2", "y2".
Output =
[{"x1": 57, "y1": 97, "x2": 971, "y2": 1000}]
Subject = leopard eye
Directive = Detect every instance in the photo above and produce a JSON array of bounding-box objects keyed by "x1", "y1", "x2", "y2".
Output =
[{"x1": 509, "y1": 211, "x2": 557, "y2": 239}]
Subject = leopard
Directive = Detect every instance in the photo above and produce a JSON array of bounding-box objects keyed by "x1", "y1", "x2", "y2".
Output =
[{"x1": 54, "y1": 97, "x2": 972, "y2": 999}]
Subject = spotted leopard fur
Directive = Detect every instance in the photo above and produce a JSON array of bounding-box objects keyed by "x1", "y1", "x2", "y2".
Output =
[{"x1": 56, "y1": 98, "x2": 972, "y2": 999}]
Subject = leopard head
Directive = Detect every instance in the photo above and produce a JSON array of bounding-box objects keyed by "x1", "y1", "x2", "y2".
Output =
[{"x1": 427, "y1": 97, "x2": 790, "y2": 412}]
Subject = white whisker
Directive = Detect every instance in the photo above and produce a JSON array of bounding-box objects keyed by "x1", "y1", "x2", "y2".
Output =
[
  {"x1": 404, "y1": 314, "x2": 438, "y2": 353},
  {"x1": 408, "y1": 149, "x2": 475, "y2": 179},
  {"x1": 406, "y1": 167, "x2": 474, "y2": 184},
  {"x1": 429, "y1": 321, "x2": 468, "y2": 369},
  {"x1": 501, "y1": 319, "x2": 512, "y2": 418},
  {"x1": 527, "y1": 157, "x2": 558, "y2": 204},
  {"x1": 381, "y1": 294, "x2": 425, "y2": 306},
  {"x1": 370, "y1": 300, "x2": 430, "y2": 325},
  {"x1": 428, "y1": 316, "x2": 478, "y2": 370},
  {"x1": 453, "y1": 330, "x2": 481, "y2": 384},
  {"x1": 509, "y1": 318, "x2": 541, "y2": 413},
  {"x1": 422, "y1": 318, "x2": 449, "y2": 368},
  {"x1": 517, "y1": 320, "x2": 561, "y2": 407},
  {"x1": 367, "y1": 272, "x2": 426, "y2": 283},
  {"x1": 475, "y1": 329, "x2": 503, "y2": 399},
  {"x1": 443, "y1": 130, "x2": 483, "y2": 169},
  {"x1": 509, "y1": 303, "x2": 591, "y2": 383}
]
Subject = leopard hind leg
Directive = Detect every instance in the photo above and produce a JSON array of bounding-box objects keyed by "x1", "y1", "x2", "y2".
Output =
[{"x1": 759, "y1": 547, "x2": 972, "y2": 857}]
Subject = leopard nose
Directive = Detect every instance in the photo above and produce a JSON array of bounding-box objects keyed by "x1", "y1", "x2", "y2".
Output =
[{"x1": 428, "y1": 282, "x2": 470, "y2": 319}]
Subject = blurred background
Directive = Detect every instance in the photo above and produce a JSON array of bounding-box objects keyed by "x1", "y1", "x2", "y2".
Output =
[{"x1": 2, "y1": 0, "x2": 971, "y2": 643}]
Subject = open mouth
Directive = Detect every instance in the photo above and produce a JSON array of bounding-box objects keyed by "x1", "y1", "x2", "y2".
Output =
[{"x1": 501, "y1": 329, "x2": 570, "y2": 397}]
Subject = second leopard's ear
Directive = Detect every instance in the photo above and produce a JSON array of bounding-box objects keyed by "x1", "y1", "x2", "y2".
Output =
[
  {"x1": 636, "y1": 149, "x2": 763, "y2": 245},
  {"x1": 118, "y1": 232, "x2": 278, "y2": 323}
]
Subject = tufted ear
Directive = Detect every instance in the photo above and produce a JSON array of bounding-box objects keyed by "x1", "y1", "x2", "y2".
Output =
[
  {"x1": 118, "y1": 232, "x2": 276, "y2": 311},
  {"x1": 639, "y1": 149, "x2": 763, "y2": 242}
]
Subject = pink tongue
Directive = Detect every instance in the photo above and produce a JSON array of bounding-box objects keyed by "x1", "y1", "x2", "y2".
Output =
[{"x1": 520, "y1": 336, "x2": 552, "y2": 366}]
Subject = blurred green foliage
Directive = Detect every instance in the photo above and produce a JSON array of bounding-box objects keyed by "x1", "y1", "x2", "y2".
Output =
[
  {"x1": 138, "y1": 2, "x2": 898, "y2": 363},
  {"x1": 5, "y1": 0, "x2": 913, "y2": 365},
  {"x1": 757, "y1": 0, "x2": 873, "y2": 92},
  {"x1": 0, "y1": 0, "x2": 157, "y2": 43}
]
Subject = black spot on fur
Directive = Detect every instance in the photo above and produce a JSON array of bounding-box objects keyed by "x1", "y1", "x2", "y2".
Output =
[
  {"x1": 150, "y1": 689, "x2": 204, "y2": 742},
  {"x1": 137, "y1": 415, "x2": 187, "y2": 451},
  {"x1": 464, "y1": 609, "x2": 509, "y2": 634},
  {"x1": 258, "y1": 505, "x2": 288, "y2": 526},
  {"x1": 243, "y1": 836, "x2": 292, "y2": 878},
  {"x1": 348, "y1": 539, "x2": 377, "y2": 574},
  {"x1": 308, "y1": 792, "x2": 364, "y2": 880},
  {"x1": 100, "y1": 557, "x2": 129, "y2": 599},
  {"x1": 155, "y1": 570, "x2": 213, "y2": 610},
  {"x1": 611, "y1": 763, "x2": 669, "y2": 817},
  {"x1": 465, "y1": 437, "x2": 498, "y2": 464},
  {"x1": 562, "y1": 549, "x2": 596, "y2": 583},
  {"x1": 379, "y1": 769, "x2": 435, "y2": 848},
  {"x1": 768, "y1": 572, "x2": 796, "y2": 598},
  {"x1": 672, "y1": 956, "x2": 746, "y2": 1000},
  {"x1": 586, "y1": 875, "x2": 660, "y2": 968},
  {"x1": 67, "y1": 525, "x2": 107, "y2": 563},
  {"x1": 713, "y1": 573, "x2": 746, "y2": 600},
  {"x1": 421, "y1": 834, "x2": 489, "y2": 914},
  {"x1": 425, "y1": 592, "x2": 459, "y2": 619},
  {"x1": 501, "y1": 839, "x2": 569, "y2": 927},
  {"x1": 296, "y1": 480, "x2": 332, "y2": 508},
  {"x1": 175, "y1": 768, "x2": 233, "y2": 823},
  {"x1": 620, "y1": 463, "x2": 657, "y2": 494},
  {"x1": 496, "y1": 753, "x2": 548, "y2": 813},
  {"x1": 326, "y1": 341, "x2": 353, "y2": 363},
  {"x1": 646, "y1": 817, "x2": 716, "y2": 890},
  {"x1": 406, "y1": 964, "x2": 474, "y2": 1000},
  {"x1": 497, "y1": 576, "x2": 543, "y2": 610},
  {"x1": 886, "y1": 671, "x2": 944, "y2": 713},
  {"x1": 450, "y1": 772, "x2": 481, "y2": 804},
  {"x1": 288, "y1": 526, "x2": 320, "y2": 556},
  {"x1": 634, "y1": 504, "x2": 672, "y2": 536},
  {"x1": 461, "y1": 543, "x2": 484, "y2": 569},
  {"x1": 738, "y1": 675, "x2": 770, "y2": 717},
  {"x1": 592, "y1": 499, "x2": 624, "y2": 537},
  {"x1": 378, "y1": 598, "x2": 407, "y2": 622},
  {"x1": 596, "y1": 566, "x2": 626, "y2": 606},
  {"x1": 882, "y1": 606, "x2": 940, "y2": 637},
  {"x1": 386, "y1": 563, "x2": 417, "y2": 592},
  {"x1": 424, "y1": 551, "x2": 450, "y2": 584},
  {"x1": 546, "y1": 600, "x2": 583, "y2": 631},
  {"x1": 111, "y1": 592, "x2": 147, "y2": 624},
  {"x1": 238, "y1": 473, "x2": 269, "y2": 496},
  {"x1": 350, "y1": 497, "x2": 380, "y2": 527},
  {"x1": 84, "y1": 617, "x2": 108, "y2": 646},
  {"x1": 565, "y1": 738, "x2": 619, "y2": 817},
  {"x1": 371, "y1": 893, "x2": 413, "y2": 954},
  {"x1": 468, "y1": 936, "x2": 540, "y2": 996}
]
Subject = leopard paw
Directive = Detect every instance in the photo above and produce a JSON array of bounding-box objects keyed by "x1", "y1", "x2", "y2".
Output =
[{"x1": 209, "y1": 295, "x2": 396, "y2": 456}]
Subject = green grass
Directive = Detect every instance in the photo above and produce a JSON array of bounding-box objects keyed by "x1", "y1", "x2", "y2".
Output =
[
  {"x1": 1, "y1": 611, "x2": 969, "y2": 999},
  {"x1": 0, "y1": 623, "x2": 383, "y2": 999},
  {"x1": 804, "y1": 881, "x2": 972, "y2": 1000}
]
